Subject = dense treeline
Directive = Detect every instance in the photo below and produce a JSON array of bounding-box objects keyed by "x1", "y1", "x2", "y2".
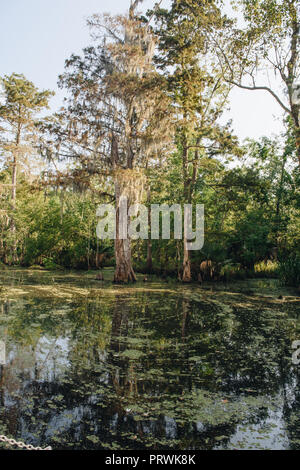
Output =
[{"x1": 0, "y1": 0, "x2": 299, "y2": 286}]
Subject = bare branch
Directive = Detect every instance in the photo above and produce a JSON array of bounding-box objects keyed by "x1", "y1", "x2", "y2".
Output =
[{"x1": 228, "y1": 79, "x2": 291, "y2": 115}]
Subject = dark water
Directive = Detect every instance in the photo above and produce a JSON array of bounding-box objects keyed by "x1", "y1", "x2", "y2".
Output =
[{"x1": 0, "y1": 269, "x2": 299, "y2": 450}]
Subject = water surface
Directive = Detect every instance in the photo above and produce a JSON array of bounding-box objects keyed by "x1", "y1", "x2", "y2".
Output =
[{"x1": 0, "y1": 269, "x2": 299, "y2": 450}]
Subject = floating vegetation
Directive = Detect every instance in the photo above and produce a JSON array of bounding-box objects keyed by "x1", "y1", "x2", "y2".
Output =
[{"x1": 0, "y1": 269, "x2": 299, "y2": 450}]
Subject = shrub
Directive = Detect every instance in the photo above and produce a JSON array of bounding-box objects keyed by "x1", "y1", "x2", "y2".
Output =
[
  {"x1": 219, "y1": 262, "x2": 247, "y2": 281},
  {"x1": 43, "y1": 258, "x2": 64, "y2": 271},
  {"x1": 254, "y1": 260, "x2": 279, "y2": 278}
]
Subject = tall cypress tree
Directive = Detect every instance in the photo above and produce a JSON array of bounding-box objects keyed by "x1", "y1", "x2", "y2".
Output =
[
  {"x1": 43, "y1": 1, "x2": 173, "y2": 283},
  {"x1": 151, "y1": 0, "x2": 241, "y2": 281}
]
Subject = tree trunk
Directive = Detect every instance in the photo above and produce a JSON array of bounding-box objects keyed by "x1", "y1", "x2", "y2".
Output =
[
  {"x1": 182, "y1": 237, "x2": 192, "y2": 282},
  {"x1": 275, "y1": 154, "x2": 287, "y2": 243},
  {"x1": 113, "y1": 174, "x2": 137, "y2": 283},
  {"x1": 11, "y1": 157, "x2": 17, "y2": 205},
  {"x1": 114, "y1": 237, "x2": 136, "y2": 283},
  {"x1": 10, "y1": 154, "x2": 18, "y2": 263},
  {"x1": 182, "y1": 198, "x2": 192, "y2": 282},
  {"x1": 295, "y1": 126, "x2": 300, "y2": 168},
  {"x1": 176, "y1": 241, "x2": 181, "y2": 280},
  {"x1": 146, "y1": 239, "x2": 152, "y2": 273},
  {"x1": 181, "y1": 141, "x2": 200, "y2": 282},
  {"x1": 146, "y1": 187, "x2": 152, "y2": 273},
  {"x1": 181, "y1": 138, "x2": 192, "y2": 283}
]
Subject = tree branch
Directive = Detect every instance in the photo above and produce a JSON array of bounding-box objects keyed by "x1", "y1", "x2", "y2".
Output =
[{"x1": 228, "y1": 80, "x2": 291, "y2": 115}]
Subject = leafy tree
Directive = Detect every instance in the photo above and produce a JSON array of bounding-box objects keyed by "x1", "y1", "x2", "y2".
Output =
[
  {"x1": 151, "y1": 0, "x2": 242, "y2": 281},
  {"x1": 213, "y1": 0, "x2": 300, "y2": 167},
  {"x1": 0, "y1": 73, "x2": 53, "y2": 261},
  {"x1": 42, "y1": 0, "x2": 173, "y2": 283}
]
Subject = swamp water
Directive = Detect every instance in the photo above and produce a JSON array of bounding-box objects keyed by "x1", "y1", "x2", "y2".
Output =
[{"x1": 0, "y1": 269, "x2": 299, "y2": 450}]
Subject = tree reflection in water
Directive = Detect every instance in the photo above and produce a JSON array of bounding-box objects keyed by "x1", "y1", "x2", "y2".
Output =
[{"x1": 0, "y1": 272, "x2": 299, "y2": 450}]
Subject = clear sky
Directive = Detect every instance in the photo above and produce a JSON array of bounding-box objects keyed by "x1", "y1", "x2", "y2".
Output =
[{"x1": 0, "y1": 0, "x2": 285, "y2": 142}]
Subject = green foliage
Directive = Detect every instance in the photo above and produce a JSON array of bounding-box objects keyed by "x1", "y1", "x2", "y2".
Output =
[
  {"x1": 254, "y1": 260, "x2": 279, "y2": 278},
  {"x1": 219, "y1": 262, "x2": 247, "y2": 281},
  {"x1": 0, "y1": 73, "x2": 53, "y2": 120},
  {"x1": 0, "y1": 182, "x2": 114, "y2": 269},
  {"x1": 43, "y1": 258, "x2": 64, "y2": 271},
  {"x1": 278, "y1": 254, "x2": 300, "y2": 287},
  {"x1": 0, "y1": 4, "x2": 299, "y2": 281}
]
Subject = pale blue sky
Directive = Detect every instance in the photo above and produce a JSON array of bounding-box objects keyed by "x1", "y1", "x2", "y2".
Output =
[{"x1": 0, "y1": 0, "x2": 285, "y2": 142}]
